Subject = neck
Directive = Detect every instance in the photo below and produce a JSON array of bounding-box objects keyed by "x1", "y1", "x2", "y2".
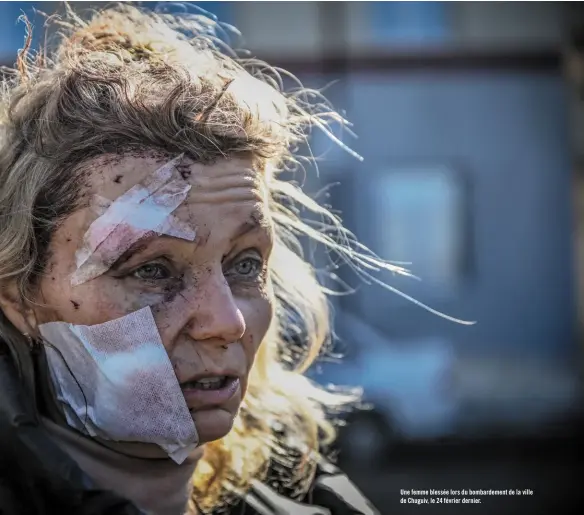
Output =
[
  {"x1": 35, "y1": 350, "x2": 202, "y2": 515},
  {"x1": 42, "y1": 417, "x2": 203, "y2": 515}
]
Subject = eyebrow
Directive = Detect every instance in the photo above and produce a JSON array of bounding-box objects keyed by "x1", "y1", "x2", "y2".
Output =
[
  {"x1": 110, "y1": 232, "x2": 160, "y2": 269},
  {"x1": 111, "y1": 213, "x2": 270, "y2": 269},
  {"x1": 230, "y1": 213, "x2": 269, "y2": 243}
]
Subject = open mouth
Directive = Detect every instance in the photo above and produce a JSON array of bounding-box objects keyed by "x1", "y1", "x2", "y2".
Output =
[
  {"x1": 180, "y1": 376, "x2": 241, "y2": 407},
  {"x1": 181, "y1": 376, "x2": 232, "y2": 391}
]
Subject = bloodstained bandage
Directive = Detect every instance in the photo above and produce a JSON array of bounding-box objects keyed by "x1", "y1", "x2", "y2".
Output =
[
  {"x1": 39, "y1": 306, "x2": 199, "y2": 463},
  {"x1": 71, "y1": 155, "x2": 196, "y2": 286}
]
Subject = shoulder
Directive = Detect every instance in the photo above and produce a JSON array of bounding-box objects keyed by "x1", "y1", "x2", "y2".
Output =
[
  {"x1": 0, "y1": 355, "x2": 141, "y2": 515},
  {"x1": 308, "y1": 459, "x2": 379, "y2": 515},
  {"x1": 0, "y1": 444, "x2": 143, "y2": 515},
  {"x1": 229, "y1": 420, "x2": 380, "y2": 515},
  {"x1": 0, "y1": 451, "x2": 44, "y2": 515},
  {"x1": 236, "y1": 458, "x2": 380, "y2": 515}
]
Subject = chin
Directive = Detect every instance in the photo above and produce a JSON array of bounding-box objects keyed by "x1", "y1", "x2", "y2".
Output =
[{"x1": 191, "y1": 407, "x2": 236, "y2": 444}]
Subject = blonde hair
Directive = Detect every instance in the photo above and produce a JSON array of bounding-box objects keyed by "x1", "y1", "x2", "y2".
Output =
[{"x1": 0, "y1": 3, "x2": 412, "y2": 512}]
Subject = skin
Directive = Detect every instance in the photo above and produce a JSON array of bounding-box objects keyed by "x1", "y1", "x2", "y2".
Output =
[{"x1": 0, "y1": 151, "x2": 275, "y2": 451}]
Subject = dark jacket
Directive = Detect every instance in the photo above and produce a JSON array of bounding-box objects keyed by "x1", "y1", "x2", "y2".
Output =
[{"x1": 0, "y1": 355, "x2": 379, "y2": 515}]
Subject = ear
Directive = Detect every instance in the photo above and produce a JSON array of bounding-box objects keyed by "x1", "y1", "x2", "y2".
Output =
[{"x1": 0, "y1": 280, "x2": 38, "y2": 336}]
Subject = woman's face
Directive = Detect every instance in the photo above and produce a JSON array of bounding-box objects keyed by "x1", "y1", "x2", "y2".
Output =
[{"x1": 30, "y1": 152, "x2": 274, "y2": 445}]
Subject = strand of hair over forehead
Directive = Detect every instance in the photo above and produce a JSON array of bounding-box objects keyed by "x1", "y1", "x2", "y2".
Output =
[{"x1": 8, "y1": 2, "x2": 473, "y2": 326}]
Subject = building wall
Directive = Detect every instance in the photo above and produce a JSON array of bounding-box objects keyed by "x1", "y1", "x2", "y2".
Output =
[
  {"x1": 234, "y1": 2, "x2": 565, "y2": 56},
  {"x1": 0, "y1": 2, "x2": 567, "y2": 63},
  {"x1": 324, "y1": 71, "x2": 575, "y2": 361}
]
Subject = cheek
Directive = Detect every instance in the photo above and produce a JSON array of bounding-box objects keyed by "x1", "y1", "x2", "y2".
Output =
[
  {"x1": 36, "y1": 273, "x2": 91, "y2": 325},
  {"x1": 240, "y1": 294, "x2": 274, "y2": 363},
  {"x1": 38, "y1": 273, "x2": 159, "y2": 326}
]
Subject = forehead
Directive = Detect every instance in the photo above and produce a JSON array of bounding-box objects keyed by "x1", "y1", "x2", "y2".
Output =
[
  {"x1": 84, "y1": 151, "x2": 264, "y2": 203},
  {"x1": 66, "y1": 151, "x2": 271, "y2": 273}
]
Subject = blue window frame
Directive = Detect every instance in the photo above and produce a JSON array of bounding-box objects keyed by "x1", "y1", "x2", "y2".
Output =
[
  {"x1": 370, "y1": 165, "x2": 469, "y2": 291},
  {"x1": 368, "y1": 2, "x2": 452, "y2": 46},
  {"x1": 141, "y1": 1, "x2": 235, "y2": 24}
]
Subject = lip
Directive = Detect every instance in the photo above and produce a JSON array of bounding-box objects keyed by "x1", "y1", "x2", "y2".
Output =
[
  {"x1": 180, "y1": 369, "x2": 240, "y2": 384},
  {"x1": 181, "y1": 376, "x2": 241, "y2": 409}
]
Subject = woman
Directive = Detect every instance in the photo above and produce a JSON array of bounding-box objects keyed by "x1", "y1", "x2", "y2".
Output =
[{"x1": 0, "y1": 3, "x2": 405, "y2": 514}]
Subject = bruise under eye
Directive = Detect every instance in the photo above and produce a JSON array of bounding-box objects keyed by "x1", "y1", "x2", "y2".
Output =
[{"x1": 126, "y1": 261, "x2": 186, "y2": 303}]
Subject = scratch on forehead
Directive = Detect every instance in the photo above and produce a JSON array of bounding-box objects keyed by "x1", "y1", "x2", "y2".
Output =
[
  {"x1": 234, "y1": 206, "x2": 271, "y2": 236},
  {"x1": 250, "y1": 206, "x2": 272, "y2": 229},
  {"x1": 70, "y1": 155, "x2": 196, "y2": 286}
]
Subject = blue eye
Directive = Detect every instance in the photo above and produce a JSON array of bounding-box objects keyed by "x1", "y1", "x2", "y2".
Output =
[
  {"x1": 133, "y1": 263, "x2": 171, "y2": 281},
  {"x1": 233, "y1": 255, "x2": 262, "y2": 278}
]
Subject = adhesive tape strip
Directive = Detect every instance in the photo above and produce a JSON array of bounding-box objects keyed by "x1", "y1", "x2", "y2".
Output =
[{"x1": 71, "y1": 155, "x2": 196, "y2": 286}]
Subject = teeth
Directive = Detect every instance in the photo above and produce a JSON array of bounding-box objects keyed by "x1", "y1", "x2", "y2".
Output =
[
  {"x1": 186, "y1": 376, "x2": 226, "y2": 390},
  {"x1": 197, "y1": 377, "x2": 225, "y2": 385}
]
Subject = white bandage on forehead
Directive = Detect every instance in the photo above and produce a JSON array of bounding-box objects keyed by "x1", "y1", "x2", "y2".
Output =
[
  {"x1": 38, "y1": 307, "x2": 198, "y2": 464},
  {"x1": 71, "y1": 155, "x2": 196, "y2": 286}
]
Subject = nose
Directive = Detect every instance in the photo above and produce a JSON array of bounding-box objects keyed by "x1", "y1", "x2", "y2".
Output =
[{"x1": 184, "y1": 270, "x2": 246, "y2": 344}]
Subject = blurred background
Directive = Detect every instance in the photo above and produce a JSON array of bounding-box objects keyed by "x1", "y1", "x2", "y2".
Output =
[{"x1": 2, "y1": 1, "x2": 584, "y2": 514}]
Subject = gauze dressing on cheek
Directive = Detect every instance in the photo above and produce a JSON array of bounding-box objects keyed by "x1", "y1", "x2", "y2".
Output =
[{"x1": 38, "y1": 307, "x2": 198, "y2": 464}]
